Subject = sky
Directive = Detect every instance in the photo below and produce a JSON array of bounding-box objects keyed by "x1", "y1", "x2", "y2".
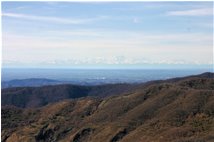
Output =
[{"x1": 1, "y1": 2, "x2": 213, "y2": 69}]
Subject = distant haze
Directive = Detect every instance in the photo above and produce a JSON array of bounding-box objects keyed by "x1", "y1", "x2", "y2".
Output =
[{"x1": 2, "y1": 68, "x2": 212, "y2": 84}]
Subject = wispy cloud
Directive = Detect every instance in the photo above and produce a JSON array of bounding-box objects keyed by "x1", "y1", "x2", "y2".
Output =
[
  {"x1": 133, "y1": 17, "x2": 141, "y2": 24},
  {"x1": 2, "y1": 12, "x2": 108, "y2": 24},
  {"x1": 167, "y1": 8, "x2": 213, "y2": 16},
  {"x1": 46, "y1": 30, "x2": 102, "y2": 37}
]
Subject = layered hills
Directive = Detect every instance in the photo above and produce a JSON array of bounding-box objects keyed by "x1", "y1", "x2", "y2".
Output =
[{"x1": 1, "y1": 72, "x2": 214, "y2": 142}]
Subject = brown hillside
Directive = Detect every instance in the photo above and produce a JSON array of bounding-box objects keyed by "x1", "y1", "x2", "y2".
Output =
[{"x1": 1, "y1": 73, "x2": 214, "y2": 142}]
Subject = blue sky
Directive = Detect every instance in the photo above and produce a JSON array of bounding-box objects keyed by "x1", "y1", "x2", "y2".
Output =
[{"x1": 2, "y1": 2, "x2": 213, "y2": 69}]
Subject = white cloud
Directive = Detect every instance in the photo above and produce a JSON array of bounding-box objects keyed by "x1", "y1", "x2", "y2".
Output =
[
  {"x1": 167, "y1": 8, "x2": 213, "y2": 16},
  {"x1": 2, "y1": 12, "x2": 108, "y2": 24},
  {"x1": 2, "y1": 30, "x2": 213, "y2": 66}
]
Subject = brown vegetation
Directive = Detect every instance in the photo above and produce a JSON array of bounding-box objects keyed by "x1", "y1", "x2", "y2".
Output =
[{"x1": 1, "y1": 72, "x2": 214, "y2": 142}]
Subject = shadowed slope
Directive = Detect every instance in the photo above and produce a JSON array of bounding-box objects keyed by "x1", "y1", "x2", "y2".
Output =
[{"x1": 2, "y1": 84, "x2": 134, "y2": 108}]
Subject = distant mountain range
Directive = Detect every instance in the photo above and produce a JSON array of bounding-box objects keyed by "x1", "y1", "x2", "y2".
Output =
[
  {"x1": 1, "y1": 72, "x2": 213, "y2": 108},
  {"x1": 1, "y1": 78, "x2": 63, "y2": 88},
  {"x1": 1, "y1": 72, "x2": 214, "y2": 142},
  {"x1": 2, "y1": 78, "x2": 134, "y2": 89}
]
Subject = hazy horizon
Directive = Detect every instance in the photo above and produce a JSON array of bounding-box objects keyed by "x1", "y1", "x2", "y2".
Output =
[{"x1": 2, "y1": 68, "x2": 212, "y2": 82}]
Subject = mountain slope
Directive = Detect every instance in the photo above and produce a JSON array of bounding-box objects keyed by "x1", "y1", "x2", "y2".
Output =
[{"x1": 2, "y1": 73, "x2": 214, "y2": 142}]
